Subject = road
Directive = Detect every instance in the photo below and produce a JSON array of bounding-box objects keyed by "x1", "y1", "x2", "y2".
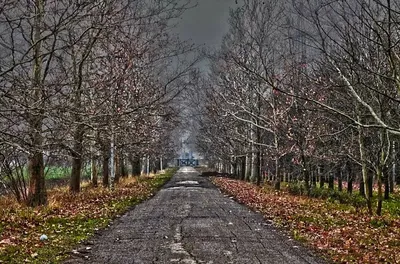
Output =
[{"x1": 65, "y1": 167, "x2": 326, "y2": 264}]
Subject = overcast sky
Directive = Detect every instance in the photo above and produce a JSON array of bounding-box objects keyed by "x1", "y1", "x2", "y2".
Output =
[{"x1": 176, "y1": 0, "x2": 240, "y2": 49}]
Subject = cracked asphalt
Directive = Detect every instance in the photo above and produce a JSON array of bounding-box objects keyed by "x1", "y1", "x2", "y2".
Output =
[{"x1": 65, "y1": 167, "x2": 326, "y2": 264}]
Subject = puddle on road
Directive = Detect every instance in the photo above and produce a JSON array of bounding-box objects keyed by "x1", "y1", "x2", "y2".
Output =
[
  {"x1": 166, "y1": 186, "x2": 202, "y2": 191},
  {"x1": 165, "y1": 181, "x2": 205, "y2": 191},
  {"x1": 176, "y1": 181, "x2": 199, "y2": 185}
]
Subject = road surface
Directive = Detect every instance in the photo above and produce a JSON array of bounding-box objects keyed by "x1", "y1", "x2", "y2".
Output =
[{"x1": 65, "y1": 167, "x2": 326, "y2": 264}]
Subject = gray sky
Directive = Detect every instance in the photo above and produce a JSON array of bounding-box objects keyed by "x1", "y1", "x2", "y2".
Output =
[{"x1": 176, "y1": 0, "x2": 240, "y2": 48}]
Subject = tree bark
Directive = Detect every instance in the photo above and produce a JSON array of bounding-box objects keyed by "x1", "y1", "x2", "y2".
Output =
[
  {"x1": 27, "y1": 0, "x2": 46, "y2": 207},
  {"x1": 346, "y1": 161, "x2": 353, "y2": 194},
  {"x1": 27, "y1": 151, "x2": 46, "y2": 206},
  {"x1": 245, "y1": 151, "x2": 252, "y2": 181},
  {"x1": 319, "y1": 165, "x2": 324, "y2": 189},
  {"x1": 130, "y1": 155, "x2": 141, "y2": 176},
  {"x1": 376, "y1": 167, "x2": 383, "y2": 216},
  {"x1": 358, "y1": 122, "x2": 372, "y2": 214},
  {"x1": 301, "y1": 153, "x2": 309, "y2": 192},
  {"x1": 274, "y1": 133, "x2": 281, "y2": 190},
  {"x1": 338, "y1": 166, "x2": 343, "y2": 192},
  {"x1": 102, "y1": 147, "x2": 109, "y2": 187},
  {"x1": 70, "y1": 127, "x2": 84, "y2": 192},
  {"x1": 359, "y1": 173, "x2": 365, "y2": 197},
  {"x1": 91, "y1": 157, "x2": 98, "y2": 187},
  {"x1": 240, "y1": 156, "x2": 246, "y2": 180},
  {"x1": 384, "y1": 166, "x2": 390, "y2": 200},
  {"x1": 121, "y1": 154, "x2": 128, "y2": 178},
  {"x1": 115, "y1": 149, "x2": 120, "y2": 183},
  {"x1": 328, "y1": 167, "x2": 334, "y2": 190},
  {"x1": 70, "y1": 156, "x2": 82, "y2": 192},
  {"x1": 311, "y1": 166, "x2": 317, "y2": 187},
  {"x1": 274, "y1": 158, "x2": 281, "y2": 190},
  {"x1": 390, "y1": 141, "x2": 395, "y2": 193}
]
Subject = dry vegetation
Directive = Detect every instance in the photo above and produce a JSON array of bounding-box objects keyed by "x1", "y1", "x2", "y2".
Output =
[
  {"x1": 212, "y1": 177, "x2": 400, "y2": 263},
  {"x1": 0, "y1": 169, "x2": 175, "y2": 264}
]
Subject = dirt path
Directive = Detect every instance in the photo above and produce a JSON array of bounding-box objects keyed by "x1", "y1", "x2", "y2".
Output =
[{"x1": 65, "y1": 167, "x2": 326, "y2": 264}]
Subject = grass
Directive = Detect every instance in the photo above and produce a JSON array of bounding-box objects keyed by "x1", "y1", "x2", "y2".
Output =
[
  {"x1": 286, "y1": 181, "x2": 400, "y2": 216},
  {"x1": 212, "y1": 177, "x2": 400, "y2": 263},
  {"x1": 2, "y1": 166, "x2": 87, "y2": 182},
  {"x1": 0, "y1": 168, "x2": 176, "y2": 264},
  {"x1": 44, "y1": 167, "x2": 72, "y2": 180}
]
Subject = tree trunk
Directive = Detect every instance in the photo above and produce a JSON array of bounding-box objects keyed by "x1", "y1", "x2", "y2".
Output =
[
  {"x1": 358, "y1": 125, "x2": 372, "y2": 214},
  {"x1": 311, "y1": 166, "x2": 317, "y2": 187},
  {"x1": 146, "y1": 156, "x2": 150, "y2": 175},
  {"x1": 232, "y1": 158, "x2": 238, "y2": 179},
  {"x1": 359, "y1": 173, "x2": 365, "y2": 197},
  {"x1": 27, "y1": 152, "x2": 46, "y2": 206},
  {"x1": 274, "y1": 157, "x2": 281, "y2": 190},
  {"x1": 130, "y1": 155, "x2": 141, "y2": 176},
  {"x1": 301, "y1": 153, "x2": 309, "y2": 193},
  {"x1": 110, "y1": 132, "x2": 115, "y2": 189},
  {"x1": 114, "y1": 150, "x2": 120, "y2": 184},
  {"x1": 347, "y1": 161, "x2": 353, "y2": 194},
  {"x1": 390, "y1": 141, "x2": 396, "y2": 193},
  {"x1": 376, "y1": 167, "x2": 383, "y2": 216},
  {"x1": 384, "y1": 167, "x2": 390, "y2": 200},
  {"x1": 338, "y1": 166, "x2": 343, "y2": 192},
  {"x1": 102, "y1": 148, "x2": 109, "y2": 187},
  {"x1": 328, "y1": 168, "x2": 334, "y2": 190},
  {"x1": 91, "y1": 157, "x2": 98, "y2": 187},
  {"x1": 318, "y1": 165, "x2": 324, "y2": 189},
  {"x1": 121, "y1": 154, "x2": 128, "y2": 178},
  {"x1": 152, "y1": 158, "x2": 159, "y2": 174},
  {"x1": 240, "y1": 156, "x2": 246, "y2": 180},
  {"x1": 27, "y1": 0, "x2": 46, "y2": 207},
  {"x1": 245, "y1": 152, "x2": 252, "y2": 181},
  {"x1": 252, "y1": 151, "x2": 261, "y2": 185},
  {"x1": 70, "y1": 155, "x2": 82, "y2": 193},
  {"x1": 303, "y1": 167, "x2": 310, "y2": 194},
  {"x1": 70, "y1": 127, "x2": 84, "y2": 193}
]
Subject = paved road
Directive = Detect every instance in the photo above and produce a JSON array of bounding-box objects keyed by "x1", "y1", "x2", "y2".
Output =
[{"x1": 65, "y1": 167, "x2": 326, "y2": 264}]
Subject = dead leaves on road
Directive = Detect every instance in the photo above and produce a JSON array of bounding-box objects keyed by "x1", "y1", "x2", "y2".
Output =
[{"x1": 212, "y1": 177, "x2": 400, "y2": 263}]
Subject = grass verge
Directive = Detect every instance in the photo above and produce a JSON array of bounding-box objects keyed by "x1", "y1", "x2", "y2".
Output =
[
  {"x1": 211, "y1": 177, "x2": 400, "y2": 264},
  {"x1": 0, "y1": 168, "x2": 176, "y2": 264}
]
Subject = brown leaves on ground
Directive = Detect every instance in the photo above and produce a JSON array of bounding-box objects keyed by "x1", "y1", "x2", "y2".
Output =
[
  {"x1": 0, "y1": 174, "x2": 169, "y2": 262},
  {"x1": 212, "y1": 177, "x2": 400, "y2": 264}
]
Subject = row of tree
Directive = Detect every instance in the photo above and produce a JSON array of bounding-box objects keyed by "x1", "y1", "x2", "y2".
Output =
[
  {"x1": 195, "y1": 0, "x2": 400, "y2": 215},
  {"x1": 0, "y1": 0, "x2": 198, "y2": 206}
]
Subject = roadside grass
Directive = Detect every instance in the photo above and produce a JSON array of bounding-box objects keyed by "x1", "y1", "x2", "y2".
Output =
[
  {"x1": 0, "y1": 168, "x2": 176, "y2": 264},
  {"x1": 212, "y1": 177, "x2": 400, "y2": 264},
  {"x1": 286, "y1": 181, "x2": 400, "y2": 216}
]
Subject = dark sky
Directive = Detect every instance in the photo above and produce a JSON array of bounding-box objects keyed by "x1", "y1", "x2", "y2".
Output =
[{"x1": 176, "y1": 0, "x2": 240, "y2": 48}]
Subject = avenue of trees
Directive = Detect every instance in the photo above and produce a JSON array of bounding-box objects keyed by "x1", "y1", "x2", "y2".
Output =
[
  {"x1": 0, "y1": 0, "x2": 198, "y2": 206},
  {"x1": 196, "y1": 0, "x2": 400, "y2": 215}
]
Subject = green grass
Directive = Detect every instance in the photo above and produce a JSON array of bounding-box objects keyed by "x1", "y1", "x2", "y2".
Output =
[
  {"x1": 3, "y1": 166, "x2": 92, "y2": 181},
  {"x1": 44, "y1": 166, "x2": 72, "y2": 180},
  {"x1": 381, "y1": 194, "x2": 400, "y2": 216},
  {"x1": 286, "y1": 181, "x2": 400, "y2": 216}
]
